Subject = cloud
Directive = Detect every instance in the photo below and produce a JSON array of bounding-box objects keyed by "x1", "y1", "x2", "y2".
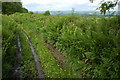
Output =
[
  {"x1": 21, "y1": 0, "x2": 105, "y2": 11},
  {"x1": 22, "y1": 0, "x2": 89, "y2": 5}
]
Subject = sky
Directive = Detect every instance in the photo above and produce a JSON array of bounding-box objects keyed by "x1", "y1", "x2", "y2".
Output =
[{"x1": 21, "y1": 0, "x2": 118, "y2": 11}]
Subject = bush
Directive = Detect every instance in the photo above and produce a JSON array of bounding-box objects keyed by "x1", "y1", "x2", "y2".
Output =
[{"x1": 44, "y1": 10, "x2": 50, "y2": 15}]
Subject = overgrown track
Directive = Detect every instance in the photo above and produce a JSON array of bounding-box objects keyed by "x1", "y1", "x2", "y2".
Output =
[{"x1": 22, "y1": 30, "x2": 45, "y2": 78}]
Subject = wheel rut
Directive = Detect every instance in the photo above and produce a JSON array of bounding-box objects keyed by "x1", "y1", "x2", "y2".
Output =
[
  {"x1": 45, "y1": 42, "x2": 66, "y2": 66},
  {"x1": 22, "y1": 30, "x2": 45, "y2": 78}
]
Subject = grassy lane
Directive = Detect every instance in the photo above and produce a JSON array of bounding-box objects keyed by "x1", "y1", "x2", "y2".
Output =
[{"x1": 23, "y1": 28, "x2": 81, "y2": 78}]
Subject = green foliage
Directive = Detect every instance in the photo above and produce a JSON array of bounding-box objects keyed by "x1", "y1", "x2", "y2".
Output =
[
  {"x1": 44, "y1": 10, "x2": 50, "y2": 15},
  {"x1": 90, "y1": 0, "x2": 119, "y2": 15},
  {"x1": 2, "y1": 2, "x2": 28, "y2": 15},
  {"x1": 22, "y1": 8, "x2": 28, "y2": 13},
  {"x1": 97, "y1": 0, "x2": 118, "y2": 15},
  {"x1": 2, "y1": 15, "x2": 18, "y2": 78}
]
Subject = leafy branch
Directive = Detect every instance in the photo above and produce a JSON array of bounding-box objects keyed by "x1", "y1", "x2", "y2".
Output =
[{"x1": 90, "y1": 0, "x2": 119, "y2": 15}]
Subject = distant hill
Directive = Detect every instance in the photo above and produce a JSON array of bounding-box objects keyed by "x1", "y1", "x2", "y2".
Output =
[{"x1": 33, "y1": 10, "x2": 118, "y2": 16}]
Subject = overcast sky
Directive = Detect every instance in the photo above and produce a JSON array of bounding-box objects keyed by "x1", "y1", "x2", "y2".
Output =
[{"x1": 21, "y1": 0, "x2": 118, "y2": 11}]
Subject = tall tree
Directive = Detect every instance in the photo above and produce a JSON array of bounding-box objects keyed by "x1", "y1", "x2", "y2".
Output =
[{"x1": 2, "y1": 2, "x2": 28, "y2": 15}]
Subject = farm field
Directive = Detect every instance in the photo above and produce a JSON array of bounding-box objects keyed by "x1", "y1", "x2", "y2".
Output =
[{"x1": 2, "y1": 13, "x2": 120, "y2": 79}]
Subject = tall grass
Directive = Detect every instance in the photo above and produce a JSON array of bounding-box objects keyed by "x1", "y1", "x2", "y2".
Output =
[{"x1": 2, "y1": 15, "x2": 18, "y2": 78}]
